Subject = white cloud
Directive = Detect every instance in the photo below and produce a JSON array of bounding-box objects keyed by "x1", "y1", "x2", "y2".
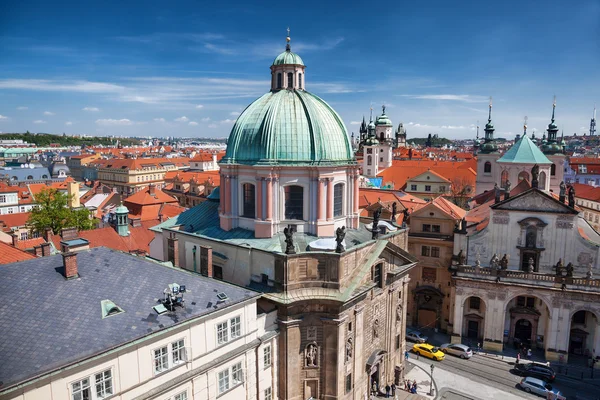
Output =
[
  {"x1": 0, "y1": 115, "x2": 8, "y2": 120},
  {"x1": 33, "y1": 120, "x2": 46, "y2": 124},
  {"x1": 229, "y1": 111, "x2": 241, "y2": 116},
  {"x1": 220, "y1": 119, "x2": 235, "y2": 124},
  {"x1": 196, "y1": 104, "x2": 204, "y2": 109},
  {"x1": 201, "y1": 117, "x2": 211, "y2": 122},
  {"x1": 95, "y1": 118, "x2": 133, "y2": 126},
  {"x1": 16, "y1": 106, "x2": 28, "y2": 110},
  {"x1": 65, "y1": 121, "x2": 73, "y2": 126},
  {"x1": 174, "y1": 116, "x2": 189, "y2": 122},
  {"x1": 0, "y1": 79, "x2": 125, "y2": 93},
  {"x1": 43, "y1": 111, "x2": 55, "y2": 116},
  {"x1": 189, "y1": 121, "x2": 199, "y2": 126},
  {"x1": 208, "y1": 123, "x2": 218, "y2": 128},
  {"x1": 153, "y1": 118, "x2": 166, "y2": 122},
  {"x1": 82, "y1": 107, "x2": 100, "y2": 112},
  {"x1": 399, "y1": 94, "x2": 489, "y2": 103},
  {"x1": 350, "y1": 121, "x2": 361, "y2": 125}
]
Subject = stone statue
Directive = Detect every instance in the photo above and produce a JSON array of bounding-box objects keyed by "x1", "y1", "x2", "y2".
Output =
[
  {"x1": 372, "y1": 207, "x2": 382, "y2": 239},
  {"x1": 306, "y1": 344, "x2": 318, "y2": 367},
  {"x1": 489, "y1": 254, "x2": 500, "y2": 270},
  {"x1": 528, "y1": 257, "x2": 535, "y2": 272},
  {"x1": 457, "y1": 249, "x2": 466, "y2": 265},
  {"x1": 373, "y1": 319, "x2": 379, "y2": 338},
  {"x1": 504, "y1": 180, "x2": 511, "y2": 200},
  {"x1": 494, "y1": 184, "x2": 501, "y2": 203},
  {"x1": 402, "y1": 208, "x2": 410, "y2": 222},
  {"x1": 531, "y1": 164, "x2": 540, "y2": 188},
  {"x1": 335, "y1": 226, "x2": 346, "y2": 253},
  {"x1": 396, "y1": 303, "x2": 403, "y2": 323},
  {"x1": 568, "y1": 185, "x2": 576, "y2": 208},
  {"x1": 391, "y1": 202, "x2": 397, "y2": 222},
  {"x1": 475, "y1": 252, "x2": 481, "y2": 268},
  {"x1": 284, "y1": 227, "x2": 295, "y2": 254},
  {"x1": 346, "y1": 339, "x2": 352, "y2": 361},
  {"x1": 460, "y1": 217, "x2": 467, "y2": 233},
  {"x1": 500, "y1": 254, "x2": 509, "y2": 270},
  {"x1": 559, "y1": 181, "x2": 566, "y2": 203},
  {"x1": 587, "y1": 262, "x2": 593, "y2": 279},
  {"x1": 555, "y1": 258, "x2": 564, "y2": 277},
  {"x1": 566, "y1": 262, "x2": 574, "y2": 277}
]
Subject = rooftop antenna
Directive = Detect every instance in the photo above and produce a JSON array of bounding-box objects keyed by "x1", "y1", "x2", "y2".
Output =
[
  {"x1": 476, "y1": 120, "x2": 479, "y2": 139},
  {"x1": 591, "y1": 104, "x2": 597, "y2": 136}
]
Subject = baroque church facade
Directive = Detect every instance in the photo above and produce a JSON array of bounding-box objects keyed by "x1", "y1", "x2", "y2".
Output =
[{"x1": 150, "y1": 34, "x2": 417, "y2": 399}]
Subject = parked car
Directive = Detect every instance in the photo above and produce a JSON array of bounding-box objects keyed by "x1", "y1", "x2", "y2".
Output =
[
  {"x1": 514, "y1": 362, "x2": 556, "y2": 382},
  {"x1": 518, "y1": 377, "x2": 563, "y2": 398},
  {"x1": 439, "y1": 343, "x2": 473, "y2": 359},
  {"x1": 412, "y1": 343, "x2": 445, "y2": 361},
  {"x1": 406, "y1": 330, "x2": 428, "y2": 343}
]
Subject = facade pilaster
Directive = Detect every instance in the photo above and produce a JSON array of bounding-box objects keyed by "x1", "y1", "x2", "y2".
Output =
[{"x1": 326, "y1": 177, "x2": 334, "y2": 221}]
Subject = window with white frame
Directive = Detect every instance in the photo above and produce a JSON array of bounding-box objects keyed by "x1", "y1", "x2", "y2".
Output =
[
  {"x1": 153, "y1": 339, "x2": 186, "y2": 374},
  {"x1": 230, "y1": 316, "x2": 241, "y2": 339},
  {"x1": 218, "y1": 369, "x2": 230, "y2": 394},
  {"x1": 264, "y1": 387, "x2": 272, "y2": 400},
  {"x1": 264, "y1": 344, "x2": 272, "y2": 368},
  {"x1": 174, "y1": 391, "x2": 188, "y2": 400},
  {"x1": 217, "y1": 321, "x2": 229, "y2": 344},
  {"x1": 71, "y1": 368, "x2": 113, "y2": 400},
  {"x1": 217, "y1": 316, "x2": 242, "y2": 345},
  {"x1": 232, "y1": 362, "x2": 243, "y2": 385},
  {"x1": 0, "y1": 195, "x2": 5, "y2": 203},
  {"x1": 218, "y1": 362, "x2": 244, "y2": 394}
]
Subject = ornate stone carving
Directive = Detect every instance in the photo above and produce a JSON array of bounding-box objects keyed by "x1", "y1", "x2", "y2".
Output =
[
  {"x1": 455, "y1": 287, "x2": 465, "y2": 296},
  {"x1": 396, "y1": 303, "x2": 403, "y2": 324},
  {"x1": 373, "y1": 319, "x2": 379, "y2": 338},
  {"x1": 496, "y1": 191, "x2": 571, "y2": 212},
  {"x1": 492, "y1": 211, "x2": 509, "y2": 224},
  {"x1": 307, "y1": 326, "x2": 317, "y2": 341},
  {"x1": 305, "y1": 343, "x2": 318, "y2": 367},
  {"x1": 578, "y1": 252, "x2": 594, "y2": 265},
  {"x1": 345, "y1": 339, "x2": 353, "y2": 362},
  {"x1": 556, "y1": 215, "x2": 574, "y2": 229},
  {"x1": 497, "y1": 292, "x2": 507, "y2": 300}
]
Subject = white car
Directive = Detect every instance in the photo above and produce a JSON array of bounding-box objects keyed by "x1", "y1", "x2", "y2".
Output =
[
  {"x1": 439, "y1": 343, "x2": 473, "y2": 359},
  {"x1": 518, "y1": 377, "x2": 563, "y2": 398},
  {"x1": 406, "y1": 330, "x2": 428, "y2": 343}
]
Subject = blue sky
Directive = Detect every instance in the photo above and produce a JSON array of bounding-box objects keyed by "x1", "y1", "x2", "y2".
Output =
[{"x1": 1, "y1": 0, "x2": 599, "y2": 139}]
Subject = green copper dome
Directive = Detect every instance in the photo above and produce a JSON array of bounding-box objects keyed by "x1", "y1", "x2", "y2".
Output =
[
  {"x1": 222, "y1": 90, "x2": 355, "y2": 166},
  {"x1": 273, "y1": 50, "x2": 304, "y2": 66},
  {"x1": 375, "y1": 114, "x2": 392, "y2": 126}
]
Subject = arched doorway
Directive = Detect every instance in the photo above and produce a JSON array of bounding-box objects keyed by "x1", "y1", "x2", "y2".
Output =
[
  {"x1": 413, "y1": 286, "x2": 444, "y2": 330},
  {"x1": 568, "y1": 310, "x2": 598, "y2": 357},
  {"x1": 505, "y1": 295, "x2": 550, "y2": 350},
  {"x1": 463, "y1": 296, "x2": 486, "y2": 341}
]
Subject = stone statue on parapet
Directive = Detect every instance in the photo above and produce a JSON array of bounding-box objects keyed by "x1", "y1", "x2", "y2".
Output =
[
  {"x1": 500, "y1": 254, "x2": 509, "y2": 270},
  {"x1": 391, "y1": 202, "x2": 397, "y2": 222},
  {"x1": 531, "y1": 164, "x2": 540, "y2": 188},
  {"x1": 457, "y1": 249, "x2": 466, "y2": 265},
  {"x1": 555, "y1": 258, "x2": 564, "y2": 277},
  {"x1": 284, "y1": 227, "x2": 295, "y2": 255},
  {"x1": 559, "y1": 181, "x2": 566, "y2": 203},
  {"x1": 568, "y1": 185, "x2": 576, "y2": 208},
  {"x1": 335, "y1": 226, "x2": 346, "y2": 253},
  {"x1": 528, "y1": 257, "x2": 535, "y2": 272},
  {"x1": 489, "y1": 253, "x2": 500, "y2": 269},
  {"x1": 566, "y1": 262, "x2": 574, "y2": 277},
  {"x1": 372, "y1": 207, "x2": 382, "y2": 239}
]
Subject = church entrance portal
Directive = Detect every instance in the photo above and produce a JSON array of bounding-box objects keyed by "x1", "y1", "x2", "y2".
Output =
[
  {"x1": 515, "y1": 319, "x2": 533, "y2": 346},
  {"x1": 467, "y1": 320, "x2": 479, "y2": 339}
]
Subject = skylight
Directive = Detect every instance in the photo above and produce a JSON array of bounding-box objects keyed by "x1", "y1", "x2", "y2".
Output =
[{"x1": 100, "y1": 299, "x2": 124, "y2": 319}]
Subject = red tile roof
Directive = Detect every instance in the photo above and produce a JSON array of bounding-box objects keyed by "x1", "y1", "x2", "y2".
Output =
[
  {"x1": 0, "y1": 241, "x2": 36, "y2": 264},
  {"x1": 0, "y1": 212, "x2": 31, "y2": 230},
  {"x1": 15, "y1": 237, "x2": 46, "y2": 250},
  {"x1": 376, "y1": 160, "x2": 477, "y2": 191}
]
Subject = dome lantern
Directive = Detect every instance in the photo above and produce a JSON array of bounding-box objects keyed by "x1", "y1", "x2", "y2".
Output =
[{"x1": 270, "y1": 28, "x2": 306, "y2": 91}]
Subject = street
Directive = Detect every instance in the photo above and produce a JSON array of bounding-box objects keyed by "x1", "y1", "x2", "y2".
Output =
[{"x1": 409, "y1": 349, "x2": 600, "y2": 400}]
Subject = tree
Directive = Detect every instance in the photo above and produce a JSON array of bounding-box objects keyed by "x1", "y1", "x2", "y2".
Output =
[
  {"x1": 28, "y1": 188, "x2": 94, "y2": 235},
  {"x1": 447, "y1": 176, "x2": 473, "y2": 209}
]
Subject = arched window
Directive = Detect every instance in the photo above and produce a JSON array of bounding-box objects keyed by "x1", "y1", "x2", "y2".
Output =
[
  {"x1": 284, "y1": 185, "x2": 303, "y2": 220},
  {"x1": 42, "y1": 174, "x2": 48, "y2": 179},
  {"x1": 367, "y1": 155, "x2": 372, "y2": 166},
  {"x1": 287, "y1": 72, "x2": 293, "y2": 89},
  {"x1": 242, "y1": 183, "x2": 255, "y2": 218},
  {"x1": 518, "y1": 171, "x2": 530, "y2": 182},
  {"x1": 539, "y1": 171, "x2": 547, "y2": 190},
  {"x1": 551, "y1": 163, "x2": 556, "y2": 176},
  {"x1": 484, "y1": 161, "x2": 492, "y2": 173},
  {"x1": 333, "y1": 183, "x2": 343, "y2": 217},
  {"x1": 27, "y1": 175, "x2": 33, "y2": 180},
  {"x1": 277, "y1": 73, "x2": 282, "y2": 89},
  {"x1": 501, "y1": 170, "x2": 509, "y2": 187},
  {"x1": 380, "y1": 132, "x2": 384, "y2": 141},
  {"x1": 298, "y1": 73, "x2": 302, "y2": 89}
]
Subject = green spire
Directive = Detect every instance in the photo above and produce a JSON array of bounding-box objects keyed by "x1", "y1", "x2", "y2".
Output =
[{"x1": 480, "y1": 97, "x2": 498, "y2": 153}]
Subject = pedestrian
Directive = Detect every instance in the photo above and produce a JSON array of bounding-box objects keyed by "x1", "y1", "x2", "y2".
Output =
[
  {"x1": 404, "y1": 379, "x2": 409, "y2": 391},
  {"x1": 391, "y1": 382, "x2": 396, "y2": 396},
  {"x1": 385, "y1": 384, "x2": 391, "y2": 398},
  {"x1": 527, "y1": 348, "x2": 532, "y2": 360},
  {"x1": 516, "y1": 352, "x2": 520, "y2": 364},
  {"x1": 404, "y1": 350, "x2": 409, "y2": 360},
  {"x1": 372, "y1": 381, "x2": 377, "y2": 396},
  {"x1": 477, "y1": 342, "x2": 481, "y2": 354}
]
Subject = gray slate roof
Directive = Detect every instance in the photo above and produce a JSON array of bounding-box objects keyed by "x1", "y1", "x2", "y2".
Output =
[{"x1": 0, "y1": 247, "x2": 259, "y2": 390}]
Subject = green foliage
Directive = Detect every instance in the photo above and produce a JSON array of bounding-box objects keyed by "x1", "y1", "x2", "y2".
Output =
[
  {"x1": 27, "y1": 188, "x2": 94, "y2": 234},
  {"x1": 407, "y1": 137, "x2": 453, "y2": 147},
  {"x1": 0, "y1": 132, "x2": 140, "y2": 147}
]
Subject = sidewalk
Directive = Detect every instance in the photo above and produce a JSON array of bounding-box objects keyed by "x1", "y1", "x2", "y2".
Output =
[{"x1": 407, "y1": 358, "x2": 526, "y2": 400}]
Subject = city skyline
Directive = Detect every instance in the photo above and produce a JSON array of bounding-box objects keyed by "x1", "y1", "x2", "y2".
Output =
[{"x1": 1, "y1": 0, "x2": 599, "y2": 138}]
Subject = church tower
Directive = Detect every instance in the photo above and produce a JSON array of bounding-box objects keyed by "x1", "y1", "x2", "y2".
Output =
[
  {"x1": 395, "y1": 122, "x2": 407, "y2": 148},
  {"x1": 541, "y1": 98, "x2": 565, "y2": 193},
  {"x1": 362, "y1": 110, "x2": 380, "y2": 177},
  {"x1": 475, "y1": 99, "x2": 501, "y2": 193},
  {"x1": 375, "y1": 105, "x2": 393, "y2": 170}
]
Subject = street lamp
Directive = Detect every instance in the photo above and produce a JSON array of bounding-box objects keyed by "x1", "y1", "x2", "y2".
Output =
[{"x1": 429, "y1": 364, "x2": 435, "y2": 396}]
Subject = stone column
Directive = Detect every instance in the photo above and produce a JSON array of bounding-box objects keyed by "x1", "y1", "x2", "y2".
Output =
[
  {"x1": 353, "y1": 305, "x2": 366, "y2": 398},
  {"x1": 593, "y1": 319, "x2": 600, "y2": 367},
  {"x1": 451, "y1": 292, "x2": 464, "y2": 344},
  {"x1": 327, "y1": 178, "x2": 334, "y2": 221},
  {"x1": 224, "y1": 176, "x2": 231, "y2": 215},
  {"x1": 318, "y1": 178, "x2": 325, "y2": 221},
  {"x1": 278, "y1": 318, "x2": 302, "y2": 400},
  {"x1": 354, "y1": 173, "x2": 360, "y2": 214},
  {"x1": 266, "y1": 177, "x2": 273, "y2": 221},
  {"x1": 321, "y1": 316, "x2": 346, "y2": 399},
  {"x1": 256, "y1": 177, "x2": 263, "y2": 220},
  {"x1": 219, "y1": 173, "x2": 225, "y2": 214}
]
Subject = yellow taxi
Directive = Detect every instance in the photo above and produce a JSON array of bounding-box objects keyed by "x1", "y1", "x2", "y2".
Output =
[{"x1": 412, "y1": 343, "x2": 445, "y2": 361}]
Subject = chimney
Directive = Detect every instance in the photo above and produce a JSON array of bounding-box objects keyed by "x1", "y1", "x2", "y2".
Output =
[
  {"x1": 167, "y1": 235, "x2": 179, "y2": 267},
  {"x1": 62, "y1": 251, "x2": 78, "y2": 279},
  {"x1": 41, "y1": 242, "x2": 51, "y2": 257},
  {"x1": 34, "y1": 245, "x2": 43, "y2": 257},
  {"x1": 149, "y1": 184, "x2": 156, "y2": 196},
  {"x1": 61, "y1": 227, "x2": 78, "y2": 241},
  {"x1": 212, "y1": 152, "x2": 217, "y2": 166},
  {"x1": 68, "y1": 181, "x2": 80, "y2": 208},
  {"x1": 43, "y1": 227, "x2": 54, "y2": 242},
  {"x1": 11, "y1": 232, "x2": 19, "y2": 247},
  {"x1": 200, "y1": 246, "x2": 213, "y2": 277}
]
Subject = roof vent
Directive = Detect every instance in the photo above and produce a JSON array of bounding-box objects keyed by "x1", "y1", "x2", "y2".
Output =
[
  {"x1": 159, "y1": 283, "x2": 187, "y2": 312},
  {"x1": 101, "y1": 299, "x2": 124, "y2": 318},
  {"x1": 216, "y1": 292, "x2": 228, "y2": 302}
]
